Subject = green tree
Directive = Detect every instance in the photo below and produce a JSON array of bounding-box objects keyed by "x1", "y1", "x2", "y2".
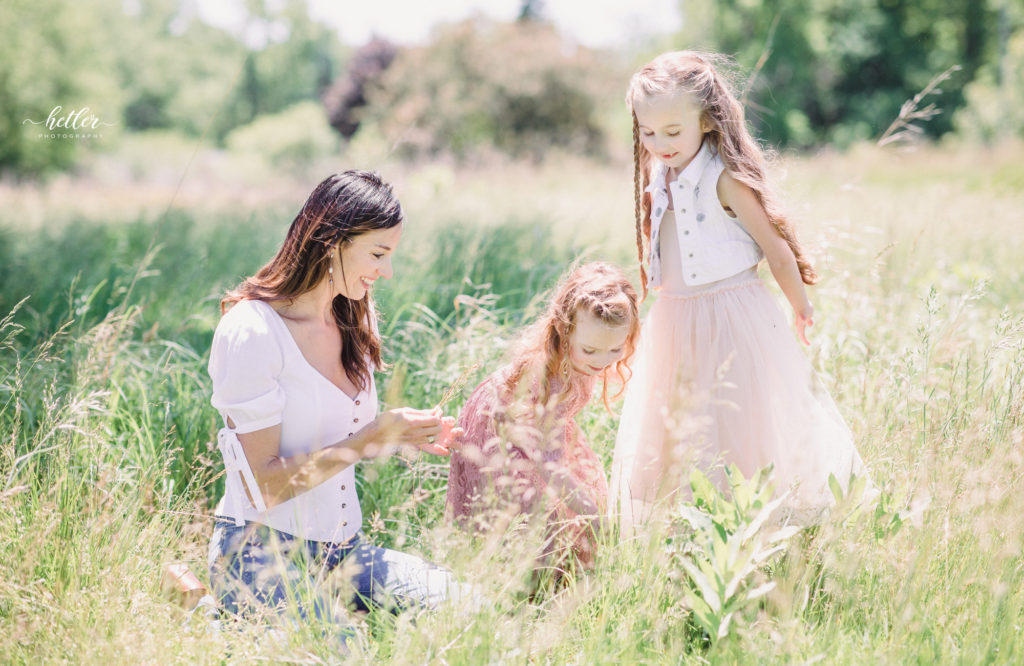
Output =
[
  {"x1": 0, "y1": 0, "x2": 349, "y2": 175},
  {"x1": 114, "y1": 0, "x2": 343, "y2": 142},
  {"x1": 115, "y1": 0, "x2": 247, "y2": 137},
  {"x1": 322, "y1": 38, "x2": 397, "y2": 139},
  {"x1": 518, "y1": 0, "x2": 546, "y2": 23},
  {"x1": 361, "y1": 18, "x2": 614, "y2": 161},
  {"x1": 676, "y1": 0, "x2": 1003, "y2": 146},
  {"x1": 955, "y1": 0, "x2": 1024, "y2": 141},
  {"x1": 0, "y1": 0, "x2": 124, "y2": 176},
  {"x1": 213, "y1": 0, "x2": 347, "y2": 141}
]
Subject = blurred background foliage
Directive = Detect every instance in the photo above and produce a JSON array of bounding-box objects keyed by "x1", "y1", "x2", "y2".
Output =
[
  {"x1": 1, "y1": 0, "x2": 1023, "y2": 176},
  {"x1": 357, "y1": 18, "x2": 613, "y2": 161},
  {"x1": 678, "y1": 0, "x2": 1023, "y2": 147}
]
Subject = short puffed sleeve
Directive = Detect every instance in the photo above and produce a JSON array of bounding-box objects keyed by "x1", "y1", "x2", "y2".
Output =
[{"x1": 208, "y1": 300, "x2": 286, "y2": 433}]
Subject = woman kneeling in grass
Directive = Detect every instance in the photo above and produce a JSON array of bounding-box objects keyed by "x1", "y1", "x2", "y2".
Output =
[
  {"x1": 207, "y1": 170, "x2": 470, "y2": 644},
  {"x1": 445, "y1": 262, "x2": 640, "y2": 580}
]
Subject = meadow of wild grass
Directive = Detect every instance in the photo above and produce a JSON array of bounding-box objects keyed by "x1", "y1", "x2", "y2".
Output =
[{"x1": 1, "y1": 142, "x2": 1022, "y2": 664}]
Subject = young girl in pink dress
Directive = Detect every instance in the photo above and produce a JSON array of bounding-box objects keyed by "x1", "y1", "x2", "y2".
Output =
[
  {"x1": 446, "y1": 262, "x2": 640, "y2": 573},
  {"x1": 612, "y1": 51, "x2": 869, "y2": 530}
]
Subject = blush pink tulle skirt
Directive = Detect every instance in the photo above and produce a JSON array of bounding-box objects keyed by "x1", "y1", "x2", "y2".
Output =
[{"x1": 610, "y1": 268, "x2": 868, "y2": 530}]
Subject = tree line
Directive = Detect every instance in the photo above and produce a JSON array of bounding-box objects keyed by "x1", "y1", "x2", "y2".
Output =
[{"x1": 1, "y1": 0, "x2": 1021, "y2": 176}]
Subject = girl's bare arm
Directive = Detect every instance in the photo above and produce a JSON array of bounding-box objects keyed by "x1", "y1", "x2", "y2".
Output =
[{"x1": 718, "y1": 171, "x2": 815, "y2": 345}]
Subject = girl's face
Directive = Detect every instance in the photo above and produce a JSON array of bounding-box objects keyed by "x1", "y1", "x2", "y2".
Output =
[
  {"x1": 333, "y1": 224, "x2": 403, "y2": 300},
  {"x1": 633, "y1": 90, "x2": 708, "y2": 175},
  {"x1": 568, "y1": 309, "x2": 631, "y2": 377}
]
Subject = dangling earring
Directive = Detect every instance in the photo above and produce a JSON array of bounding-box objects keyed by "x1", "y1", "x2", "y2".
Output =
[{"x1": 328, "y1": 252, "x2": 334, "y2": 289}]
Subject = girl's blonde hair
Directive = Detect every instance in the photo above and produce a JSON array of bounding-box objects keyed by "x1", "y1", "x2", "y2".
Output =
[
  {"x1": 626, "y1": 50, "x2": 818, "y2": 296},
  {"x1": 504, "y1": 262, "x2": 640, "y2": 411}
]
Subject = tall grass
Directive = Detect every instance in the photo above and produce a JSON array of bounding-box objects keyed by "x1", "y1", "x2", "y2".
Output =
[{"x1": 1, "y1": 144, "x2": 1022, "y2": 663}]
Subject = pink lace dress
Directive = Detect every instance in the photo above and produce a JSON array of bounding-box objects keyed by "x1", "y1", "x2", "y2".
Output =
[{"x1": 446, "y1": 366, "x2": 608, "y2": 569}]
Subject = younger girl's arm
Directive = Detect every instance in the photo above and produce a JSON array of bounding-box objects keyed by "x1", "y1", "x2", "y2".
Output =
[{"x1": 717, "y1": 172, "x2": 815, "y2": 345}]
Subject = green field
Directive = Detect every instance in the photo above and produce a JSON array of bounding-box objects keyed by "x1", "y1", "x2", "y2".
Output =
[{"x1": 1, "y1": 142, "x2": 1022, "y2": 664}]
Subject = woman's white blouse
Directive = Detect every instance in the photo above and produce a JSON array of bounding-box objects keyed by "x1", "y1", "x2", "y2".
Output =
[{"x1": 208, "y1": 299, "x2": 373, "y2": 543}]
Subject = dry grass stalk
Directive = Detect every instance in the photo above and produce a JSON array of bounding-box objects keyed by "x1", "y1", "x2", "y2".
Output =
[
  {"x1": 437, "y1": 363, "x2": 480, "y2": 409},
  {"x1": 877, "y1": 65, "x2": 962, "y2": 147}
]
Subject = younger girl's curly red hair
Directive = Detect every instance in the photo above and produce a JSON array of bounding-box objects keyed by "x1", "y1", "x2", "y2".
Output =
[{"x1": 503, "y1": 261, "x2": 641, "y2": 411}]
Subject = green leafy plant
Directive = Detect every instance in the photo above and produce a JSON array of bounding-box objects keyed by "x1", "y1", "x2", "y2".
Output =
[
  {"x1": 828, "y1": 472, "x2": 907, "y2": 541},
  {"x1": 666, "y1": 465, "x2": 800, "y2": 643}
]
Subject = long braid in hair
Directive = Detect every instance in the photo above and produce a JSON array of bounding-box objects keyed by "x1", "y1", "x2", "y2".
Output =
[
  {"x1": 631, "y1": 114, "x2": 649, "y2": 300},
  {"x1": 627, "y1": 51, "x2": 818, "y2": 286}
]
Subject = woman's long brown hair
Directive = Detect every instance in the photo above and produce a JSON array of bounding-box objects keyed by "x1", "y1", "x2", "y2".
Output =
[
  {"x1": 221, "y1": 170, "x2": 403, "y2": 391},
  {"x1": 627, "y1": 51, "x2": 818, "y2": 290}
]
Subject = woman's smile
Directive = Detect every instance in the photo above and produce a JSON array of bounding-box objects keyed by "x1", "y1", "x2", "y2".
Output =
[{"x1": 335, "y1": 225, "x2": 402, "y2": 299}]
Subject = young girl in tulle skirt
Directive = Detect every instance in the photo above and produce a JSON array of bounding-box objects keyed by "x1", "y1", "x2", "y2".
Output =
[
  {"x1": 447, "y1": 262, "x2": 640, "y2": 574},
  {"x1": 611, "y1": 51, "x2": 869, "y2": 530}
]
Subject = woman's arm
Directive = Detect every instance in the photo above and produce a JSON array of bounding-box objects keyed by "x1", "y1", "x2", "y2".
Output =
[
  {"x1": 717, "y1": 172, "x2": 814, "y2": 345},
  {"x1": 236, "y1": 407, "x2": 455, "y2": 509}
]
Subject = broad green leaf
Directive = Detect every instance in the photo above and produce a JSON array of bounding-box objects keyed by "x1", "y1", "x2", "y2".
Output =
[
  {"x1": 828, "y1": 473, "x2": 843, "y2": 502},
  {"x1": 690, "y1": 468, "x2": 717, "y2": 506},
  {"x1": 752, "y1": 543, "x2": 788, "y2": 565},
  {"x1": 724, "y1": 549, "x2": 757, "y2": 600},
  {"x1": 766, "y1": 525, "x2": 802, "y2": 543},
  {"x1": 746, "y1": 580, "x2": 777, "y2": 601},
  {"x1": 718, "y1": 611, "x2": 734, "y2": 639},
  {"x1": 680, "y1": 557, "x2": 721, "y2": 612},
  {"x1": 740, "y1": 492, "x2": 789, "y2": 542},
  {"x1": 684, "y1": 590, "x2": 718, "y2": 637}
]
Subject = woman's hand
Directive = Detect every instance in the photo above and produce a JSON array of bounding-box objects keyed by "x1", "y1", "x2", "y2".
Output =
[
  {"x1": 794, "y1": 302, "x2": 814, "y2": 346},
  {"x1": 367, "y1": 407, "x2": 462, "y2": 457}
]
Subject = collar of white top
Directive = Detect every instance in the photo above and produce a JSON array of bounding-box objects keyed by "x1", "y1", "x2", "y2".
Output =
[{"x1": 645, "y1": 140, "x2": 716, "y2": 195}]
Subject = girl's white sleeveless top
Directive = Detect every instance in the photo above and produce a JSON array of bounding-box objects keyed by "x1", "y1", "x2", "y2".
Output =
[{"x1": 646, "y1": 142, "x2": 763, "y2": 288}]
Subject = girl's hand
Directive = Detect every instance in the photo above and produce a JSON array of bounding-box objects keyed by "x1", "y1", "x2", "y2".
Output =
[
  {"x1": 437, "y1": 414, "x2": 465, "y2": 452},
  {"x1": 416, "y1": 412, "x2": 464, "y2": 456},
  {"x1": 794, "y1": 302, "x2": 814, "y2": 346}
]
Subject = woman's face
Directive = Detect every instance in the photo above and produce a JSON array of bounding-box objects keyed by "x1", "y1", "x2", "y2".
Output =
[
  {"x1": 333, "y1": 224, "x2": 403, "y2": 300},
  {"x1": 567, "y1": 309, "x2": 631, "y2": 377}
]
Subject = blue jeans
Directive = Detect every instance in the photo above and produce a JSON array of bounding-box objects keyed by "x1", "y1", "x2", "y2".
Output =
[{"x1": 208, "y1": 519, "x2": 473, "y2": 630}]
